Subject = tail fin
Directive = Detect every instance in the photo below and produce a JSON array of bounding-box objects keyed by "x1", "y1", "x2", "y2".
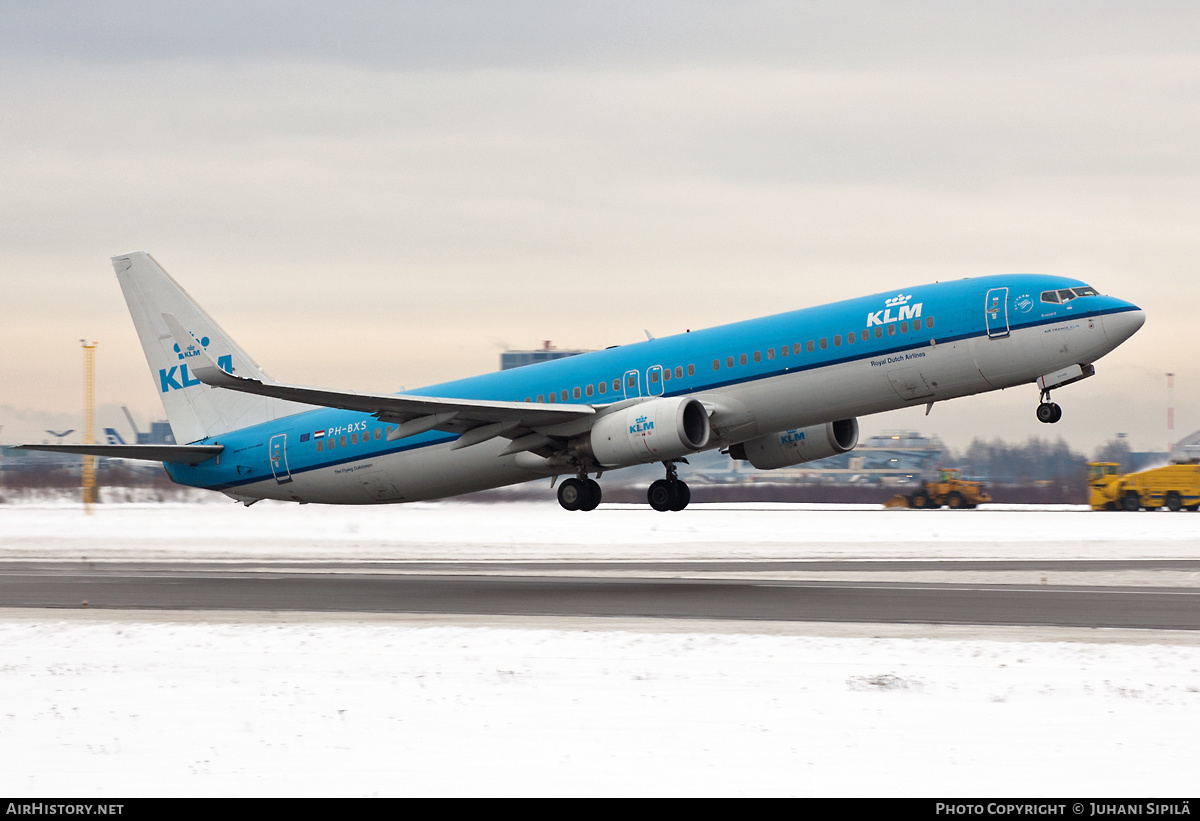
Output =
[{"x1": 112, "y1": 252, "x2": 305, "y2": 443}]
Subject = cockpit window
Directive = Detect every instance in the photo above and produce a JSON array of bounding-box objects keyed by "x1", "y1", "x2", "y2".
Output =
[{"x1": 1041, "y1": 285, "x2": 1099, "y2": 304}]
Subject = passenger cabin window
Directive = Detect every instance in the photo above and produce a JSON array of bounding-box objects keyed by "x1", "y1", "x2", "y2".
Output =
[
  {"x1": 713, "y1": 359, "x2": 720, "y2": 370},
  {"x1": 739, "y1": 354, "x2": 747, "y2": 365},
  {"x1": 686, "y1": 364, "x2": 694, "y2": 376},
  {"x1": 753, "y1": 351, "x2": 761, "y2": 362},
  {"x1": 573, "y1": 387, "x2": 581, "y2": 399}
]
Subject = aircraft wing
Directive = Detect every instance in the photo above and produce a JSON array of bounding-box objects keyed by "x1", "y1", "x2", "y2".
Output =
[
  {"x1": 162, "y1": 314, "x2": 595, "y2": 444},
  {"x1": 14, "y1": 443, "x2": 224, "y2": 465}
]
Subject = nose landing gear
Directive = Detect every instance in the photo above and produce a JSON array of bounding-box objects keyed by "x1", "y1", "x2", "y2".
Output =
[
  {"x1": 648, "y1": 461, "x2": 691, "y2": 512},
  {"x1": 1036, "y1": 389, "x2": 1063, "y2": 424}
]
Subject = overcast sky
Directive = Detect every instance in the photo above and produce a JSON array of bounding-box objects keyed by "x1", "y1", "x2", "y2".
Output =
[{"x1": 2, "y1": 2, "x2": 1197, "y2": 453}]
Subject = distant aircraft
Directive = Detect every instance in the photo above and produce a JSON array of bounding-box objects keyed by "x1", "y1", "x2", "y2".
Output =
[{"x1": 21, "y1": 252, "x2": 1144, "y2": 511}]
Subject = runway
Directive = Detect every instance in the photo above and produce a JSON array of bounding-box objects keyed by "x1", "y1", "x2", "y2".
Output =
[
  {"x1": 6, "y1": 503, "x2": 1200, "y2": 795},
  {"x1": 4, "y1": 559, "x2": 1199, "y2": 630}
]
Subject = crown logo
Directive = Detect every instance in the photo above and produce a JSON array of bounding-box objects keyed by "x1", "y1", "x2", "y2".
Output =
[
  {"x1": 173, "y1": 335, "x2": 211, "y2": 360},
  {"x1": 885, "y1": 293, "x2": 911, "y2": 308}
]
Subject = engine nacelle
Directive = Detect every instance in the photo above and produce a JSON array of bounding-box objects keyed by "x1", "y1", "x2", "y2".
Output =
[
  {"x1": 729, "y1": 418, "x2": 859, "y2": 471},
  {"x1": 586, "y1": 397, "x2": 711, "y2": 468}
]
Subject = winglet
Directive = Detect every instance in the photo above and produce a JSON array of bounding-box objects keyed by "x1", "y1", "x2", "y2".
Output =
[{"x1": 162, "y1": 312, "x2": 243, "y2": 388}]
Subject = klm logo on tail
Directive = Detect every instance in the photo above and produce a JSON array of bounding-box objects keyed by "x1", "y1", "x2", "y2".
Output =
[{"x1": 159, "y1": 336, "x2": 232, "y2": 392}]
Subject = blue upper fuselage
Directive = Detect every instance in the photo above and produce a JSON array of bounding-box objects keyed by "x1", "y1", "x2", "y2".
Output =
[{"x1": 167, "y1": 273, "x2": 1141, "y2": 490}]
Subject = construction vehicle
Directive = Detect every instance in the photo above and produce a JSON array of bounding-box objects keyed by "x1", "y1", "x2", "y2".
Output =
[
  {"x1": 884, "y1": 468, "x2": 992, "y2": 509},
  {"x1": 1088, "y1": 461, "x2": 1200, "y2": 511}
]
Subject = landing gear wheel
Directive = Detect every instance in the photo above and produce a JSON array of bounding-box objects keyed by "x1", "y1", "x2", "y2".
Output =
[
  {"x1": 557, "y1": 478, "x2": 587, "y2": 511},
  {"x1": 1036, "y1": 402, "x2": 1062, "y2": 424},
  {"x1": 669, "y1": 480, "x2": 691, "y2": 511},
  {"x1": 580, "y1": 479, "x2": 602, "y2": 511},
  {"x1": 647, "y1": 479, "x2": 674, "y2": 512}
]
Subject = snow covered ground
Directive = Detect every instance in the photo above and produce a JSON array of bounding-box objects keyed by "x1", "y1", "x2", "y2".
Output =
[
  {"x1": 5, "y1": 498, "x2": 1200, "y2": 562},
  {"x1": 1, "y1": 500, "x2": 1199, "y2": 796}
]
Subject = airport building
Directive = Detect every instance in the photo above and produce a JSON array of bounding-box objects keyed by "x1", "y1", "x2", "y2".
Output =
[{"x1": 500, "y1": 342, "x2": 591, "y2": 371}]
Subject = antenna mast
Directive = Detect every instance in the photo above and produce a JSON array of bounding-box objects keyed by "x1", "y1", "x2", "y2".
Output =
[{"x1": 81, "y1": 340, "x2": 98, "y2": 512}]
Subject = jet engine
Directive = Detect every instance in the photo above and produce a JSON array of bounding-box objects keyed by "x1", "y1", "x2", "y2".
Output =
[
  {"x1": 728, "y1": 418, "x2": 859, "y2": 471},
  {"x1": 584, "y1": 397, "x2": 711, "y2": 467}
]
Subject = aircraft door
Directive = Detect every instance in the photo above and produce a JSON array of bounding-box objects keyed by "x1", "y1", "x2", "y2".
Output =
[
  {"x1": 646, "y1": 364, "x2": 665, "y2": 397},
  {"x1": 985, "y1": 287, "x2": 1010, "y2": 339},
  {"x1": 269, "y1": 433, "x2": 293, "y2": 484},
  {"x1": 623, "y1": 369, "x2": 640, "y2": 400}
]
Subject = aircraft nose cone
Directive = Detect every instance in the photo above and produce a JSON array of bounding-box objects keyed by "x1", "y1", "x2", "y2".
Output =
[{"x1": 1102, "y1": 306, "x2": 1145, "y2": 347}]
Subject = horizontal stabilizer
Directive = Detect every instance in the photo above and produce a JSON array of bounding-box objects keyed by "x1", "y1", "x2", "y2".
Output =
[{"x1": 14, "y1": 443, "x2": 224, "y2": 465}]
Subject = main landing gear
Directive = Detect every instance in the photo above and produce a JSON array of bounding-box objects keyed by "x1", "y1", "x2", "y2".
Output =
[
  {"x1": 648, "y1": 461, "x2": 691, "y2": 512},
  {"x1": 555, "y1": 461, "x2": 692, "y2": 512},
  {"x1": 557, "y1": 476, "x2": 602, "y2": 511},
  {"x1": 1036, "y1": 389, "x2": 1063, "y2": 424}
]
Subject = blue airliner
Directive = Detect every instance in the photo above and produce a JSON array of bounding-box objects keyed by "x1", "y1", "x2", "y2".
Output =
[{"x1": 23, "y1": 252, "x2": 1144, "y2": 511}]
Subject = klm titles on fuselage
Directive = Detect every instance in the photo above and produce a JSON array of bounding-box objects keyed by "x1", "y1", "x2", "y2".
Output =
[{"x1": 867, "y1": 293, "x2": 922, "y2": 327}]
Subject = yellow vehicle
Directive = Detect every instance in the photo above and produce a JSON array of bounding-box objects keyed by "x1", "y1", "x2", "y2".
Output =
[
  {"x1": 885, "y1": 468, "x2": 992, "y2": 509},
  {"x1": 1088, "y1": 461, "x2": 1200, "y2": 511}
]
